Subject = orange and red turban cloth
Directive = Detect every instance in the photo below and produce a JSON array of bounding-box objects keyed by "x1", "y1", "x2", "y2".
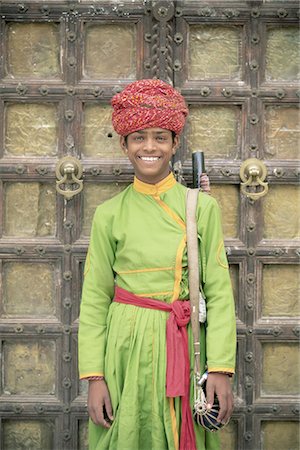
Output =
[{"x1": 111, "y1": 79, "x2": 188, "y2": 136}]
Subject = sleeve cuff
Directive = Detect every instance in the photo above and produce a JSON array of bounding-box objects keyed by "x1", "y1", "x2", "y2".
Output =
[
  {"x1": 208, "y1": 367, "x2": 235, "y2": 375},
  {"x1": 79, "y1": 372, "x2": 104, "y2": 380}
]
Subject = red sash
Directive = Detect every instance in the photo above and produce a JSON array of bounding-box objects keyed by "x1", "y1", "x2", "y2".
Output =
[{"x1": 113, "y1": 286, "x2": 197, "y2": 450}]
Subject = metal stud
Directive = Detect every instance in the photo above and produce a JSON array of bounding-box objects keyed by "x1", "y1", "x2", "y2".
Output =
[
  {"x1": 113, "y1": 168, "x2": 122, "y2": 176},
  {"x1": 36, "y1": 326, "x2": 45, "y2": 334},
  {"x1": 16, "y1": 83, "x2": 28, "y2": 95},
  {"x1": 90, "y1": 167, "x2": 102, "y2": 176},
  {"x1": 67, "y1": 86, "x2": 76, "y2": 96},
  {"x1": 40, "y1": 5, "x2": 50, "y2": 15},
  {"x1": 63, "y1": 430, "x2": 71, "y2": 441},
  {"x1": 247, "y1": 247, "x2": 256, "y2": 256},
  {"x1": 292, "y1": 326, "x2": 300, "y2": 337},
  {"x1": 35, "y1": 246, "x2": 46, "y2": 256},
  {"x1": 15, "y1": 164, "x2": 26, "y2": 174},
  {"x1": 246, "y1": 300, "x2": 253, "y2": 310},
  {"x1": 14, "y1": 404, "x2": 24, "y2": 414},
  {"x1": 68, "y1": 56, "x2": 76, "y2": 67},
  {"x1": 39, "y1": 85, "x2": 49, "y2": 96},
  {"x1": 18, "y1": 4, "x2": 28, "y2": 13},
  {"x1": 247, "y1": 222, "x2": 256, "y2": 232},
  {"x1": 64, "y1": 220, "x2": 74, "y2": 229},
  {"x1": 272, "y1": 248, "x2": 284, "y2": 257},
  {"x1": 198, "y1": 7, "x2": 215, "y2": 17},
  {"x1": 199, "y1": 87, "x2": 211, "y2": 97},
  {"x1": 251, "y1": 35, "x2": 260, "y2": 45},
  {"x1": 223, "y1": 9, "x2": 240, "y2": 18},
  {"x1": 93, "y1": 87, "x2": 103, "y2": 97},
  {"x1": 244, "y1": 352, "x2": 253, "y2": 362},
  {"x1": 221, "y1": 168, "x2": 232, "y2": 177},
  {"x1": 175, "y1": 7, "x2": 183, "y2": 17},
  {"x1": 65, "y1": 110, "x2": 75, "y2": 121},
  {"x1": 63, "y1": 298, "x2": 72, "y2": 309},
  {"x1": 272, "y1": 405, "x2": 280, "y2": 413},
  {"x1": 250, "y1": 60, "x2": 259, "y2": 71},
  {"x1": 144, "y1": 33, "x2": 152, "y2": 43},
  {"x1": 36, "y1": 166, "x2": 49, "y2": 176},
  {"x1": 35, "y1": 404, "x2": 45, "y2": 414},
  {"x1": 63, "y1": 271, "x2": 72, "y2": 281},
  {"x1": 173, "y1": 60, "x2": 182, "y2": 71},
  {"x1": 272, "y1": 326, "x2": 282, "y2": 337},
  {"x1": 277, "y1": 8, "x2": 288, "y2": 18},
  {"x1": 276, "y1": 89, "x2": 285, "y2": 99},
  {"x1": 63, "y1": 352, "x2": 72, "y2": 362},
  {"x1": 273, "y1": 167, "x2": 285, "y2": 177},
  {"x1": 246, "y1": 273, "x2": 255, "y2": 284},
  {"x1": 94, "y1": 7, "x2": 106, "y2": 15},
  {"x1": 244, "y1": 432, "x2": 253, "y2": 441},
  {"x1": 67, "y1": 31, "x2": 77, "y2": 42},
  {"x1": 144, "y1": 61, "x2": 151, "y2": 70},
  {"x1": 245, "y1": 376, "x2": 253, "y2": 389},
  {"x1": 251, "y1": 8, "x2": 260, "y2": 18},
  {"x1": 14, "y1": 246, "x2": 25, "y2": 255},
  {"x1": 63, "y1": 378, "x2": 72, "y2": 388},
  {"x1": 174, "y1": 33, "x2": 183, "y2": 44},
  {"x1": 250, "y1": 114, "x2": 259, "y2": 125},
  {"x1": 222, "y1": 88, "x2": 233, "y2": 98}
]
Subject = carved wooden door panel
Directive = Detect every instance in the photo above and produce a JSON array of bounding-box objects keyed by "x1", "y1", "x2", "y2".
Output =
[
  {"x1": 0, "y1": 2, "x2": 299, "y2": 450},
  {"x1": 172, "y1": 2, "x2": 300, "y2": 450}
]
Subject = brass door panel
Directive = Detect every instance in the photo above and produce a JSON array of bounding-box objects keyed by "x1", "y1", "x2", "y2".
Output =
[{"x1": 0, "y1": 2, "x2": 299, "y2": 449}]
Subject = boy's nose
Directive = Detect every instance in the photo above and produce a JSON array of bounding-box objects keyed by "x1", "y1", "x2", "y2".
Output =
[{"x1": 143, "y1": 138, "x2": 157, "y2": 151}]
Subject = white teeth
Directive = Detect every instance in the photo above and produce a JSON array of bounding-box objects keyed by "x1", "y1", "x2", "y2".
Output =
[{"x1": 140, "y1": 156, "x2": 160, "y2": 161}]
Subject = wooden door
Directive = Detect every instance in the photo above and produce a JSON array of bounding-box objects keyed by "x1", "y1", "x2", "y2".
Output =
[{"x1": 0, "y1": 1, "x2": 299, "y2": 450}]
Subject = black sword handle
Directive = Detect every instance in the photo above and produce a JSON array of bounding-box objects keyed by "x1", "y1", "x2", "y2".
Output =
[{"x1": 192, "y1": 151, "x2": 205, "y2": 189}]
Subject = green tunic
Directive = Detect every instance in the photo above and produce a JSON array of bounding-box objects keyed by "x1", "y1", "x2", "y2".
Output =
[{"x1": 78, "y1": 173, "x2": 236, "y2": 450}]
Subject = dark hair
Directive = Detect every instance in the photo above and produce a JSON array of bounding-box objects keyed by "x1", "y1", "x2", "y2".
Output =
[{"x1": 124, "y1": 130, "x2": 177, "y2": 145}]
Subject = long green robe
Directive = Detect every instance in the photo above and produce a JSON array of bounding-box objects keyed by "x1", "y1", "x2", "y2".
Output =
[{"x1": 78, "y1": 172, "x2": 236, "y2": 450}]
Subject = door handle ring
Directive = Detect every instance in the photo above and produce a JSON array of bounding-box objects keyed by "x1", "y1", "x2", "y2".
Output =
[
  {"x1": 55, "y1": 156, "x2": 83, "y2": 200},
  {"x1": 240, "y1": 158, "x2": 268, "y2": 201}
]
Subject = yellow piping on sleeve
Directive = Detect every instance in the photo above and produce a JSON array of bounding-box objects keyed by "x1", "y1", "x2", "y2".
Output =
[
  {"x1": 118, "y1": 266, "x2": 173, "y2": 275},
  {"x1": 217, "y1": 240, "x2": 229, "y2": 269},
  {"x1": 172, "y1": 235, "x2": 187, "y2": 302},
  {"x1": 169, "y1": 398, "x2": 179, "y2": 450},
  {"x1": 83, "y1": 250, "x2": 90, "y2": 276}
]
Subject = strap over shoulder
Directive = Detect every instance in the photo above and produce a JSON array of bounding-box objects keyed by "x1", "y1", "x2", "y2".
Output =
[{"x1": 186, "y1": 188, "x2": 201, "y2": 373}]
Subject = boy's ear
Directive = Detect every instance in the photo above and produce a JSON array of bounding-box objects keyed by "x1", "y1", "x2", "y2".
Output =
[
  {"x1": 120, "y1": 136, "x2": 128, "y2": 154},
  {"x1": 172, "y1": 135, "x2": 180, "y2": 155}
]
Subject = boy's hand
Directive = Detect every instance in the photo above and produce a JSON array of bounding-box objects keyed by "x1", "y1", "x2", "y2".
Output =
[
  {"x1": 206, "y1": 372, "x2": 234, "y2": 424},
  {"x1": 88, "y1": 379, "x2": 114, "y2": 428}
]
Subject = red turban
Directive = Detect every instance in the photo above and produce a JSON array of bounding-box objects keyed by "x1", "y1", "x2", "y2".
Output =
[{"x1": 111, "y1": 79, "x2": 188, "y2": 136}]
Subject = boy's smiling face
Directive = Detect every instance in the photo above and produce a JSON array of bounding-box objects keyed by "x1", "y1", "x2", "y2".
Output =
[{"x1": 120, "y1": 127, "x2": 179, "y2": 185}]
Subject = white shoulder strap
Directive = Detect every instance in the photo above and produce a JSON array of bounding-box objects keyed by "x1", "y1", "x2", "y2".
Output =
[{"x1": 186, "y1": 188, "x2": 201, "y2": 373}]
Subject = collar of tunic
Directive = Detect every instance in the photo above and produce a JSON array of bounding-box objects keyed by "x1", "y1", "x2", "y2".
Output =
[{"x1": 133, "y1": 172, "x2": 176, "y2": 196}]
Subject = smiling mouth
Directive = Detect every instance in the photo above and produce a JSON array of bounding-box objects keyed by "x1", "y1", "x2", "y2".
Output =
[{"x1": 138, "y1": 156, "x2": 161, "y2": 162}]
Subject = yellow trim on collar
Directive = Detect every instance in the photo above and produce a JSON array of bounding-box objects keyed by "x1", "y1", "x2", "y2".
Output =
[{"x1": 133, "y1": 172, "x2": 176, "y2": 195}]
